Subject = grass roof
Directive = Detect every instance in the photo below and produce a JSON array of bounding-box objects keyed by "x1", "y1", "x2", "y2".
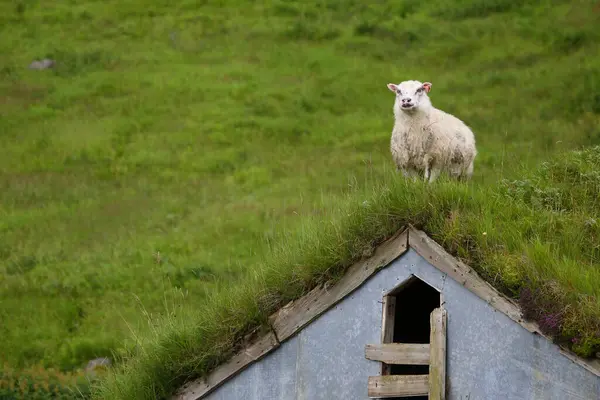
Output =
[
  {"x1": 92, "y1": 145, "x2": 600, "y2": 399},
  {"x1": 2, "y1": 0, "x2": 600, "y2": 398}
]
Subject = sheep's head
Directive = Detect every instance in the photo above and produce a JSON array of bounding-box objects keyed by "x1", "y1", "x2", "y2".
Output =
[{"x1": 387, "y1": 80, "x2": 432, "y2": 113}]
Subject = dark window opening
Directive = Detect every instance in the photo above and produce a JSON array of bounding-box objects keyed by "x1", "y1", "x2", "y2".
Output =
[{"x1": 384, "y1": 276, "x2": 441, "y2": 400}]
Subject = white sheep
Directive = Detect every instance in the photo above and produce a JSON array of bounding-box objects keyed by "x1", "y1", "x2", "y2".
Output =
[{"x1": 386, "y1": 80, "x2": 477, "y2": 183}]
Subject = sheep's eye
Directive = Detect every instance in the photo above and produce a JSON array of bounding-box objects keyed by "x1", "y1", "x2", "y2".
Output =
[
  {"x1": 396, "y1": 90, "x2": 402, "y2": 95},
  {"x1": 416, "y1": 88, "x2": 423, "y2": 93}
]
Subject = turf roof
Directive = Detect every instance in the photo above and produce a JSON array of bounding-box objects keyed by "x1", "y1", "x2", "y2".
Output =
[{"x1": 92, "y1": 145, "x2": 600, "y2": 400}]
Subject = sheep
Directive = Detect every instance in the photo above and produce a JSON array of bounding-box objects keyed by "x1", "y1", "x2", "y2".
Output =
[{"x1": 386, "y1": 80, "x2": 477, "y2": 183}]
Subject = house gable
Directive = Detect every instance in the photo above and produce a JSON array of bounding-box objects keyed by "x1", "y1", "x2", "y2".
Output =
[{"x1": 173, "y1": 226, "x2": 600, "y2": 400}]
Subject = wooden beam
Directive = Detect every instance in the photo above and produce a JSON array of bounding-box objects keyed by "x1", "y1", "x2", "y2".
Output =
[
  {"x1": 380, "y1": 295, "x2": 396, "y2": 375},
  {"x1": 429, "y1": 307, "x2": 447, "y2": 400},
  {"x1": 407, "y1": 226, "x2": 537, "y2": 333},
  {"x1": 269, "y1": 229, "x2": 408, "y2": 342},
  {"x1": 407, "y1": 226, "x2": 600, "y2": 379},
  {"x1": 172, "y1": 229, "x2": 410, "y2": 400},
  {"x1": 172, "y1": 331, "x2": 279, "y2": 400},
  {"x1": 365, "y1": 343, "x2": 430, "y2": 365},
  {"x1": 381, "y1": 296, "x2": 396, "y2": 344},
  {"x1": 367, "y1": 375, "x2": 429, "y2": 398}
]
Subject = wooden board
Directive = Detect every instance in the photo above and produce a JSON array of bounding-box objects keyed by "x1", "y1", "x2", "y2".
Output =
[
  {"x1": 269, "y1": 229, "x2": 409, "y2": 342},
  {"x1": 172, "y1": 331, "x2": 279, "y2": 400},
  {"x1": 381, "y1": 295, "x2": 396, "y2": 344},
  {"x1": 407, "y1": 226, "x2": 537, "y2": 333},
  {"x1": 380, "y1": 295, "x2": 396, "y2": 375},
  {"x1": 429, "y1": 307, "x2": 447, "y2": 400},
  {"x1": 367, "y1": 375, "x2": 429, "y2": 398},
  {"x1": 407, "y1": 225, "x2": 600, "y2": 379},
  {"x1": 365, "y1": 343, "x2": 430, "y2": 365}
]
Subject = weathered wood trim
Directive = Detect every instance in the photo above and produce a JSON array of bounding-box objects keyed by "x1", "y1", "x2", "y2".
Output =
[
  {"x1": 175, "y1": 225, "x2": 600, "y2": 400},
  {"x1": 365, "y1": 343, "x2": 430, "y2": 365},
  {"x1": 367, "y1": 375, "x2": 429, "y2": 398},
  {"x1": 380, "y1": 295, "x2": 396, "y2": 375},
  {"x1": 407, "y1": 225, "x2": 600, "y2": 378},
  {"x1": 381, "y1": 296, "x2": 396, "y2": 344},
  {"x1": 269, "y1": 228, "x2": 409, "y2": 342},
  {"x1": 558, "y1": 348, "x2": 600, "y2": 379},
  {"x1": 428, "y1": 307, "x2": 447, "y2": 400},
  {"x1": 172, "y1": 331, "x2": 279, "y2": 400},
  {"x1": 173, "y1": 229, "x2": 408, "y2": 400},
  {"x1": 407, "y1": 226, "x2": 536, "y2": 332}
]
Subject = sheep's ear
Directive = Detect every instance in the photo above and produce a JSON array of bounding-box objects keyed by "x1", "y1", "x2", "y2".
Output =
[
  {"x1": 387, "y1": 83, "x2": 398, "y2": 92},
  {"x1": 422, "y1": 82, "x2": 432, "y2": 93}
]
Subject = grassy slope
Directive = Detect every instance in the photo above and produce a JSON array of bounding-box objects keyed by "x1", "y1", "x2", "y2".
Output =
[{"x1": 0, "y1": 0, "x2": 599, "y2": 396}]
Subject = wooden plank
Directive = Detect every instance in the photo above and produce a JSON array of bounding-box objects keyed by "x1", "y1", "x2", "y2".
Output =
[
  {"x1": 408, "y1": 225, "x2": 600, "y2": 376},
  {"x1": 368, "y1": 375, "x2": 429, "y2": 398},
  {"x1": 366, "y1": 343, "x2": 430, "y2": 365},
  {"x1": 408, "y1": 226, "x2": 600, "y2": 379},
  {"x1": 381, "y1": 296, "x2": 396, "y2": 343},
  {"x1": 172, "y1": 331, "x2": 279, "y2": 400},
  {"x1": 269, "y1": 229, "x2": 408, "y2": 342},
  {"x1": 429, "y1": 307, "x2": 447, "y2": 400},
  {"x1": 380, "y1": 295, "x2": 396, "y2": 375},
  {"x1": 407, "y1": 226, "x2": 538, "y2": 333},
  {"x1": 559, "y1": 348, "x2": 600, "y2": 378}
]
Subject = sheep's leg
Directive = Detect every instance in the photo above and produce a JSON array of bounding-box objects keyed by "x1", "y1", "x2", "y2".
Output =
[
  {"x1": 401, "y1": 168, "x2": 419, "y2": 182},
  {"x1": 396, "y1": 166, "x2": 418, "y2": 181},
  {"x1": 464, "y1": 160, "x2": 474, "y2": 180},
  {"x1": 410, "y1": 169, "x2": 420, "y2": 182},
  {"x1": 457, "y1": 160, "x2": 474, "y2": 181},
  {"x1": 448, "y1": 164, "x2": 463, "y2": 181},
  {"x1": 428, "y1": 166, "x2": 442, "y2": 183},
  {"x1": 424, "y1": 155, "x2": 441, "y2": 183},
  {"x1": 423, "y1": 159, "x2": 430, "y2": 182}
]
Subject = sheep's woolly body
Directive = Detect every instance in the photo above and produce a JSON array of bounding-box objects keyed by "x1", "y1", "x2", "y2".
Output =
[
  {"x1": 390, "y1": 107, "x2": 477, "y2": 178},
  {"x1": 388, "y1": 80, "x2": 477, "y2": 182}
]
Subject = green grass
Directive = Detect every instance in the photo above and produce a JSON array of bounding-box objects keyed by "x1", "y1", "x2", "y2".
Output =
[
  {"x1": 1, "y1": 363, "x2": 98, "y2": 399},
  {"x1": 93, "y1": 146, "x2": 600, "y2": 399},
  {"x1": 0, "y1": 0, "x2": 599, "y2": 398}
]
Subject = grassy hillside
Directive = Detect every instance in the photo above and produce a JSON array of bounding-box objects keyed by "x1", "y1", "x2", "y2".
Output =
[{"x1": 1, "y1": 0, "x2": 599, "y2": 395}]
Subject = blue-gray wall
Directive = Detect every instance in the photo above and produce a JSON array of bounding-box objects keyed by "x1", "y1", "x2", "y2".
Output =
[{"x1": 204, "y1": 249, "x2": 600, "y2": 400}]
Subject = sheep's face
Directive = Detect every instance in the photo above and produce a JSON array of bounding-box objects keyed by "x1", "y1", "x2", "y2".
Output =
[{"x1": 387, "y1": 80, "x2": 432, "y2": 113}]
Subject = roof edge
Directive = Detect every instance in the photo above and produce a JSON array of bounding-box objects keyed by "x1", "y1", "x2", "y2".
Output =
[
  {"x1": 406, "y1": 225, "x2": 600, "y2": 378},
  {"x1": 173, "y1": 228, "x2": 410, "y2": 400},
  {"x1": 173, "y1": 226, "x2": 600, "y2": 400}
]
